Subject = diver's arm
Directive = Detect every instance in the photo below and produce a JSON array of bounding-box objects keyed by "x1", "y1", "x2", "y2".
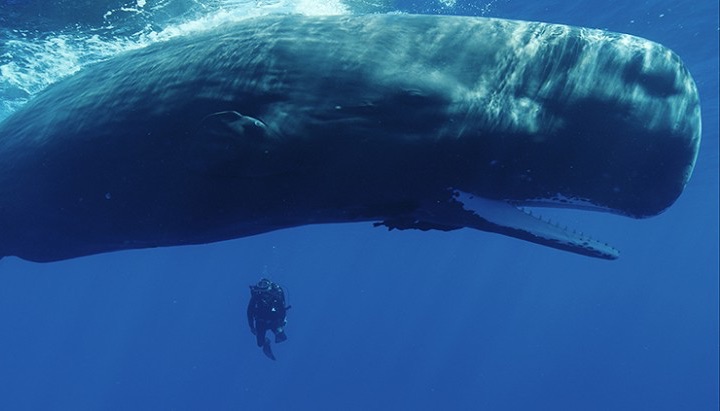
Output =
[{"x1": 275, "y1": 285, "x2": 287, "y2": 308}]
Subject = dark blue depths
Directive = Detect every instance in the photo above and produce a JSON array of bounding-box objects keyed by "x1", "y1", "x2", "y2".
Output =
[{"x1": 0, "y1": 0, "x2": 717, "y2": 410}]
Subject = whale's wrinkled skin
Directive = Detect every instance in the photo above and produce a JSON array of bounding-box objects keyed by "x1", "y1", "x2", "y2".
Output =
[{"x1": 0, "y1": 14, "x2": 701, "y2": 262}]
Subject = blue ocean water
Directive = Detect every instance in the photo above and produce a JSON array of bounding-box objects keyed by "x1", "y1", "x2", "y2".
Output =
[{"x1": 0, "y1": 0, "x2": 717, "y2": 410}]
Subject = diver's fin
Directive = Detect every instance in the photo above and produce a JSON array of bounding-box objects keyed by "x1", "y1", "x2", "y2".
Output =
[{"x1": 262, "y1": 337, "x2": 276, "y2": 360}]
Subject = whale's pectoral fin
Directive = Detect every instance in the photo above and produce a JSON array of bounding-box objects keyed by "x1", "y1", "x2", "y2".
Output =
[
  {"x1": 199, "y1": 111, "x2": 271, "y2": 141},
  {"x1": 188, "y1": 111, "x2": 287, "y2": 177},
  {"x1": 447, "y1": 190, "x2": 619, "y2": 260}
]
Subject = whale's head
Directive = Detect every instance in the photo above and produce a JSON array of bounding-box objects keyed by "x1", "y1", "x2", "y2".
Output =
[
  {"x1": 422, "y1": 22, "x2": 702, "y2": 260},
  {"x1": 453, "y1": 25, "x2": 701, "y2": 220}
]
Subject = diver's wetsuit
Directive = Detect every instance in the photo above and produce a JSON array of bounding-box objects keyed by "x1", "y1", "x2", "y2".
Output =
[{"x1": 247, "y1": 278, "x2": 288, "y2": 360}]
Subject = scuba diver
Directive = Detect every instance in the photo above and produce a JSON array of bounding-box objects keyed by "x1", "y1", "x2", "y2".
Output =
[{"x1": 247, "y1": 278, "x2": 290, "y2": 360}]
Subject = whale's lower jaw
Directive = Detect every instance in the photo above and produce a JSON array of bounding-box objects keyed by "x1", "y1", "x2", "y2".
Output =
[
  {"x1": 453, "y1": 192, "x2": 619, "y2": 260},
  {"x1": 374, "y1": 189, "x2": 619, "y2": 260}
]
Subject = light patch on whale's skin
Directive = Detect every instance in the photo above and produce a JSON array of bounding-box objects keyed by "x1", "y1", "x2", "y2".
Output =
[{"x1": 452, "y1": 190, "x2": 620, "y2": 260}]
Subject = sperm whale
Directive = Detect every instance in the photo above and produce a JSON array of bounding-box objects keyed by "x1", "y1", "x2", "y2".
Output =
[{"x1": 0, "y1": 14, "x2": 701, "y2": 262}]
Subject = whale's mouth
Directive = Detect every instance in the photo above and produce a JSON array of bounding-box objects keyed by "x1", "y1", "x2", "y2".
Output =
[
  {"x1": 450, "y1": 190, "x2": 620, "y2": 260},
  {"x1": 513, "y1": 194, "x2": 620, "y2": 216}
]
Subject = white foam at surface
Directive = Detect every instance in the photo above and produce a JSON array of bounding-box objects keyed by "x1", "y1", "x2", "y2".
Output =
[{"x1": 0, "y1": 0, "x2": 352, "y2": 122}]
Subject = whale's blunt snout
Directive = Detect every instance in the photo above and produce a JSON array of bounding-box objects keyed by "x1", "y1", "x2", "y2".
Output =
[
  {"x1": 569, "y1": 37, "x2": 702, "y2": 218},
  {"x1": 481, "y1": 31, "x2": 703, "y2": 220},
  {"x1": 631, "y1": 43, "x2": 702, "y2": 215}
]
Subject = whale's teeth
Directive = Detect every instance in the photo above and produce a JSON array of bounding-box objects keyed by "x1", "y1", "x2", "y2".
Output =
[{"x1": 451, "y1": 190, "x2": 619, "y2": 260}]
